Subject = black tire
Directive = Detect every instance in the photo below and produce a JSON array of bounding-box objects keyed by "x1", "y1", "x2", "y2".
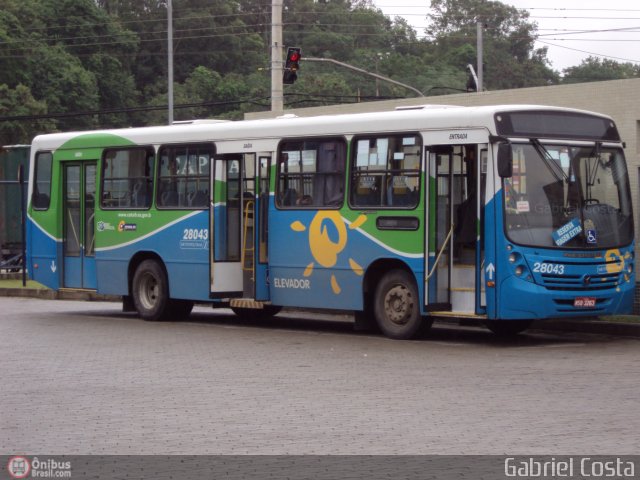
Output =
[
  {"x1": 132, "y1": 259, "x2": 171, "y2": 321},
  {"x1": 374, "y1": 269, "x2": 426, "y2": 340},
  {"x1": 231, "y1": 305, "x2": 282, "y2": 321},
  {"x1": 354, "y1": 305, "x2": 379, "y2": 333},
  {"x1": 485, "y1": 319, "x2": 532, "y2": 337},
  {"x1": 169, "y1": 300, "x2": 194, "y2": 319}
]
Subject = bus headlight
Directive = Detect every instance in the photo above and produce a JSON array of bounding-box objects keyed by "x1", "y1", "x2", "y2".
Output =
[
  {"x1": 515, "y1": 266, "x2": 525, "y2": 277},
  {"x1": 509, "y1": 253, "x2": 517, "y2": 264}
]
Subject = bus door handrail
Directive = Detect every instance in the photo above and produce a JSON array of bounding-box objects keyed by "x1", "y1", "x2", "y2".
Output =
[
  {"x1": 241, "y1": 200, "x2": 255, "y2": 277},
  {"x1": 426, "y1": 223, "x2": 454, "y2": 281}
]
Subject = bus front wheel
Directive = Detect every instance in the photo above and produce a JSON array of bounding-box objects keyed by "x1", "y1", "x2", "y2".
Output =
[
  {"x1": 132, "y1": 259, "x2": 171, "y2": 321},
  {"x1": 374, "y1": 270, "x2": 425, "y2": 340}
]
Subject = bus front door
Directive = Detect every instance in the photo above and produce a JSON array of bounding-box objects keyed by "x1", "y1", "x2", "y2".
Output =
[
  {"x1": 62, "y1": 162, "x2": 96, "y2": 289},
  {"x1": 426, "y1": 147, "x2": 453, "y2": 310},
  {"x1": 426, "y1": 144, "x2": 486, "y2": 316}
]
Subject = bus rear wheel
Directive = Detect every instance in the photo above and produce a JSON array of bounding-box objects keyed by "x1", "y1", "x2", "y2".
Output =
[
  {"x1": 374, "y1": 270, "x2": 426, "y2": 340},
  {"x1": 132, "y1": 259, "x2": 171, "y2": 321},
  {"x1": 485, "y1": 319, "x2": 533, "y2": 336}
]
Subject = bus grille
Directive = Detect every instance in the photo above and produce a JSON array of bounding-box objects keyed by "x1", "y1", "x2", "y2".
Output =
[{"x1": 541, "y1": 272, "x2": 620, "y2": 291}]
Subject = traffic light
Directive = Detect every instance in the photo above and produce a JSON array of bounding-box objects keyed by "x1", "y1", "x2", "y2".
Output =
[{"x1": 283, "y1": 47, "x2": 302, "y2": 84}]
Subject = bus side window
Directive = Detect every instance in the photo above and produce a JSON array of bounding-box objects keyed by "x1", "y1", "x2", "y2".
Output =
[
  {"x1": 101, "y1": 147, "x2": 154, "y2": 209},
  {"x1": 350, "y1": 134, "x2": 421, "y2": 209},
  {"x1": 32, "y1": 152, "x2": 53, "y2": 210},
  {"x1": 157, "y1": 144, "x2": 212, "y2": 210},
  {"x1": 277, "y1": 138, "x2": 346, "y2": 209}
]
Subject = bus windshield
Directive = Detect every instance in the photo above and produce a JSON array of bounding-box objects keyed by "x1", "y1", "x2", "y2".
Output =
[{"x1": 503, "y1": 142, "x2": 633, "y2": 249}]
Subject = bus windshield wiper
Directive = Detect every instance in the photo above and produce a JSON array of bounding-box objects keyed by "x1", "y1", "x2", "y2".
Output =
[
  {"x1": 586, "y1": 141, "x2": 603, "y2": 188},
  {"x1": 529, "y1": 138, "x2": 569, "y2": 183}
]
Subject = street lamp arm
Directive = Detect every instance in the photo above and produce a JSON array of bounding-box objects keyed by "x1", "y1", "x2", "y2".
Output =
[{"x1": 305, "y1": 57, "x2": 424, "y2": 97}]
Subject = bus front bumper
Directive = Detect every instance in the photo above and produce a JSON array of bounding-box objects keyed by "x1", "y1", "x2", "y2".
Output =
[{"x1": 497, "y1": 275, "x2": 634, "y2": 320}]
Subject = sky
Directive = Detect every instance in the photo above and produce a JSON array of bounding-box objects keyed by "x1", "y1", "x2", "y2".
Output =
[{"x1": 372, "y1": 0, "x2": 640, "y2": 72}]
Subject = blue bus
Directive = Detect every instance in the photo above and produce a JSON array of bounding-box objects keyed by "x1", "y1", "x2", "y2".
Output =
[{"x1": 27, "y1": 105, "x2": 634, "y2": 338}]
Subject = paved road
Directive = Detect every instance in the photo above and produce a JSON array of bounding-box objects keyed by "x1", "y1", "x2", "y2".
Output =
[{"x1": 1, "y1": 297, "x2": 639, "y2": 455}]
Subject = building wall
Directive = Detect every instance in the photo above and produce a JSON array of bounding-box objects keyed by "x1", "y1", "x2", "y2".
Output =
[{"x1": 246, "y1": 79, "x2": 640, "y2": 313}]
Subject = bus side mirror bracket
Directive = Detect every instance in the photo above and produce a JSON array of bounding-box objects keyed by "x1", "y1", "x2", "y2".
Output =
[
  {"x1": 497, "y1": 144, "x2": 513, "y2": 178},
  {"x1": 491, "y1": 136, "x2": 513, "y2": 178}
]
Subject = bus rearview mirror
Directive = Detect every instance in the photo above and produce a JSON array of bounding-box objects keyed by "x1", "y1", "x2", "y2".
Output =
[{"x1": 497, "y1": 144, "x2": 513, "y2": 178}]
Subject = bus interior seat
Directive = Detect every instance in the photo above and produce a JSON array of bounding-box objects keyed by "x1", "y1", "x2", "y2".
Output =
[
  {"x1": 282, "y1": 188, "x2": 297, "y2": 206},
  {"x1": 188, "y1": 190, "x2": 208, "y2": 207},
  {"x1": 355, "y1": 183, "x2": 378, "y2": 205},
  {"x1": 161, "y1": 190, "x2": 178, "y2": 207},
  {"x1": 387, "y1": 177, "x2": 411, "y2": 206},
  {"x1": 131, "y1": 181, "x2": 145, "y2": 207}
]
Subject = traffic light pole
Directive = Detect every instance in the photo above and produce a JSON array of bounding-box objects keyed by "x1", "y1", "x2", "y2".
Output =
[
  {"x1": 271, "y1": 0, "x2": 284, "y2": 113},
  {"x1": 305, "y1": 57, "x2": 424, "y2": 97}
]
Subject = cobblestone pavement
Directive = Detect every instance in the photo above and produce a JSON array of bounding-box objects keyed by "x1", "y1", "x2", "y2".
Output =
[{"x1": 1, "y1": 297, "x2": 639, "y2": 455}]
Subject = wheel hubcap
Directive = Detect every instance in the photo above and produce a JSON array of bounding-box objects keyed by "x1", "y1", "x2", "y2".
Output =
[
  {"x1": 384, "y1": 285, "x2": 413, "y2": 325},
  {"x1": 139, "y1": 273, "x2": 159, "y2": 310}
]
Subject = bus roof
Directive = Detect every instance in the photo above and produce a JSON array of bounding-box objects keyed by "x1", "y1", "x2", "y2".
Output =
[{"x1": 31, "y1": 104, "x2": 615, "y2": 151}]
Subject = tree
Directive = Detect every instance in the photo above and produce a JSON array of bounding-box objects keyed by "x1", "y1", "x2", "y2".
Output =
[
  {"x1": 27, "y1": 45, "x2": 100, "y2": 131},
  {"x1": 427, "y1": 0, "x2": 558, "y2": 89},
  {"x1": 0, "y1": 0, "x2": 576, "y2": 137},
  {"x1": 562, "y1": 57, "x2": 640, "y2": 84},
  {"x1": 0, "y1": 84, "x2": 55, "y2": 145}
]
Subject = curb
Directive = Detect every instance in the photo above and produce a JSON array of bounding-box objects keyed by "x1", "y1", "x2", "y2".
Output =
[
  {"x1": 0, "y1": 287, "x2": 119, "y2": 302},
  {"x1": 1, "y1": 288, "x2": 640, "y2": 338}
]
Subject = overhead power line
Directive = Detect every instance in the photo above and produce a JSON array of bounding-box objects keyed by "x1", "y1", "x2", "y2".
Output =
[
  {"x1": 0, "y1": 92, "x2": 417, "y2": 123},
  {"x1": 536, "y1": 40, "x2": 640, "y2": 64}
]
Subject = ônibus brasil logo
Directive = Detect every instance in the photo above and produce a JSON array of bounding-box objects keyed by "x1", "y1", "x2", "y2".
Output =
[
  {"x1": 7, "y1": 456, "x2": 30, "y2": 479},
  {"x1": 7, "y1": 456, "x2": 71, "y2": 478}
]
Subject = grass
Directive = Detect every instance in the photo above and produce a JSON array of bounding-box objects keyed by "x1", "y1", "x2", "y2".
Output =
[{"x1": 0, "y1": 279, "x2": 48, "y2": 289}]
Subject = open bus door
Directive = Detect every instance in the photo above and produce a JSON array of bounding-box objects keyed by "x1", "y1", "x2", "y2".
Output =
[
  {"x1": 210, "y1": 153, "x2": 272, "y2": 305},
  {"x1": 425, "y1": 143, "x2": 487, "y2": 318},
  {"x1": 254, "y1": 154, "x2": 271, "y2": 301}
]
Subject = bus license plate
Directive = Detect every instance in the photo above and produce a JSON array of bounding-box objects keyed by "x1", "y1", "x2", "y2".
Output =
[{"x1": 574, "y1": 297, "x2": 596, "y2": 308}]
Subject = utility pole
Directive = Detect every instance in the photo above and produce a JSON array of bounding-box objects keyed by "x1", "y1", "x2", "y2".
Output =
[
  {"x1": 271, "y1": 0, "x2": 283, "y2": 113},
  {"x1": 477, "y1": 22, "x2": 483, "y2": 92},
  {"x1": 168, "y1": 0, "x2": 174, "y2": 124}
]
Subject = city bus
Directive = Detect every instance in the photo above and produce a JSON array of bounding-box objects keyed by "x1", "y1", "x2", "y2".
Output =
[{"x1": 26, "y1": 105, "x2": 635, "y2": 339}]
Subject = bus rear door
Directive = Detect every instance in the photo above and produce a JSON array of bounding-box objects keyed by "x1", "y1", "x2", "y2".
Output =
[
  {"x1": 62, "y1": 161, "x2": 97, "y2": 289},
  {"x1": 211, "y1": 153, "x2": 271, "y2": 301}
]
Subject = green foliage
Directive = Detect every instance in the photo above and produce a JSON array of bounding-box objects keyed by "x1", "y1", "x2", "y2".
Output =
[
  {"x1": 0, "y1": 0, "x2": 635, "y2": 143},
  {"x1": 562, "y1": 57, "x2": 640, "y2": 84},
  {"x1": 0, "y1": 84, "x2": 55, "y2": 144},
  {"x1": 27, "y1": 45, "x2": 100, "y2": 131},
  {"x1": 427, "y1": 0, "x2": 559, "y2": 89}
]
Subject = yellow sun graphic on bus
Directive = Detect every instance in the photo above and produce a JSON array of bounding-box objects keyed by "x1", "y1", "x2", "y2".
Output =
[
  {"x1": 605, "y1": 248, "x2": 633, "y2": 288},
  {"x1": 290, "y1": 211, "x2": 367, "y2": 294}
]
